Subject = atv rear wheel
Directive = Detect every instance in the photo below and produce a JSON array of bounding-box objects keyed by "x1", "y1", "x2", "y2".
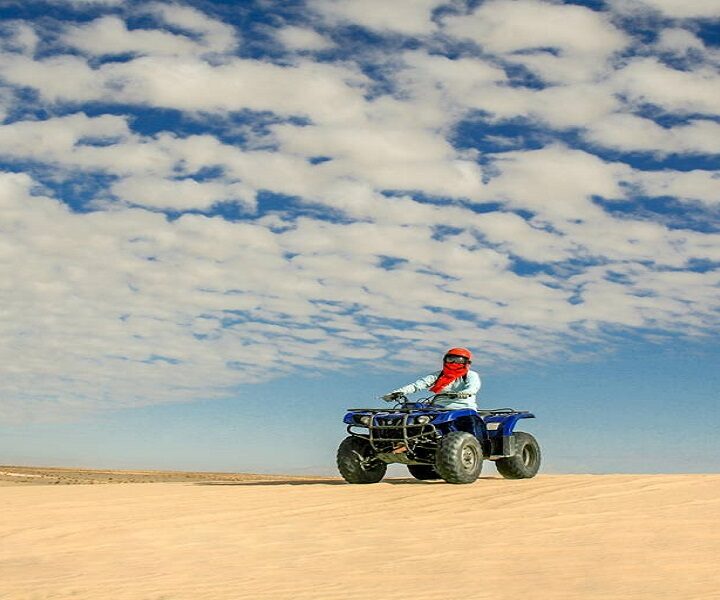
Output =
[
  {"x1": 407, "y1": 464, "x2": 440, "y2": 481},
  {"x1": 337, "y1": 436, "x2": 387, "y2": 484},
  {"x1": 435, "y1": 431, "x2": 483, "y2": 484},
  {"x1": 495, "y1": 432, "x2": 541, "y2": 479}
]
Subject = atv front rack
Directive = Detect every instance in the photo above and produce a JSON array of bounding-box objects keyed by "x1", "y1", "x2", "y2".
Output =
[
  {"x1": 346, "y1": 411, "x2": 440, "y2": 464},
  {"x1": 348, "y1": 407, "x2": 531, "y2": 415}
]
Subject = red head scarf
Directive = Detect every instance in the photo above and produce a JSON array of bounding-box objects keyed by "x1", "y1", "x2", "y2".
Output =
[{"x1": 430, "y1": 347, "x2": 472, "y2": 393}]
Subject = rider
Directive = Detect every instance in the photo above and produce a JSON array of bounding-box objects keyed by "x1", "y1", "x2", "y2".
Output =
[{"x1": 382, "y1": 347, "x2": 481, "y2": 410}]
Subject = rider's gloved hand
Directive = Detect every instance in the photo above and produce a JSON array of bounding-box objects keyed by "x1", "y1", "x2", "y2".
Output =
[{"x1": 382, "y1": 392, "x2": 403, "y2": 402}]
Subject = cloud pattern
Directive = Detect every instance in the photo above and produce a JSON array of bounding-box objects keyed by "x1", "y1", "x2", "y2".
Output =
[{"x1": 0, "y1": 0, "x2": 718, "y2": 420}]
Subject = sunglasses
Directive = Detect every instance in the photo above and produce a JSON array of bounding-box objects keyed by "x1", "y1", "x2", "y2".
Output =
[{"x1": 444, "y1": 355, "x2": 469, "y2": 364}]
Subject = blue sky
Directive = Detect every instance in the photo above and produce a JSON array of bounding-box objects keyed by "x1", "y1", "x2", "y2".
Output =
[{"x1": 0, "y1": 0, "x2": 718, "y2": 474}]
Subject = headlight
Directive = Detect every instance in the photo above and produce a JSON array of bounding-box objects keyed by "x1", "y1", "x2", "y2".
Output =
[
  {"x1": 357, "y1": 415, "x2": 372, "y2": 426},
  {"x1": 416, "y1": 415, "x2": 431, "y2": 425}
]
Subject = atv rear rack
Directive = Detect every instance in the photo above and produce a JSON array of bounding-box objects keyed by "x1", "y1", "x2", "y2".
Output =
[
  {"x1": 346, "y1": 407, "x2": 452, "y2": 412},
  {"x1": 348, "y1": 407, "x2": 531, "y2": 415},
  {"x1": 477, "y1": 408, "x2": 532, "y2": 416}
]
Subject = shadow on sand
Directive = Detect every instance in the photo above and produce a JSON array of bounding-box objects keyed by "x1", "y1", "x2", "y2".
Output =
[{"x1": 195, "y1": 476, "x2": 499, "y2": 487}]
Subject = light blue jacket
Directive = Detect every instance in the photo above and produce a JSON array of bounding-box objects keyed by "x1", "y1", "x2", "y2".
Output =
[{"x1": 391, "y1": 370, "x2": 481, "y2": 410}]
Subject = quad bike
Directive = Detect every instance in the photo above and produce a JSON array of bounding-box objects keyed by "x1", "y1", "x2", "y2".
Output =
[{"x1": 337, "y1": 393, "x2": 541, "y2": 484}]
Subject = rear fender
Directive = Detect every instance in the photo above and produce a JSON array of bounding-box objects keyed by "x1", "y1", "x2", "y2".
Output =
[
  {"x1": 484, "y1": 412, "x2": 535, "y2": 436},
  {"x1": 480, "y1": 413, "x2": 533, "y2": 458}
]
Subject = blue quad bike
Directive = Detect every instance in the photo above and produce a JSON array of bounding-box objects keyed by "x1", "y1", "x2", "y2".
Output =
[{"x1": 337, "y1": 393, "x2": 541, "y2": 484}]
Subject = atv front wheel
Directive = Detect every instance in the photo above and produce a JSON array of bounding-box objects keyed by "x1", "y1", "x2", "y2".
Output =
[
  {"x1": 435, "y1": 431, "x2": 483, "y2": 484},
  {"x1": 495, "y1": 432, "x2": 541, "y2": 479},
  {"x1": 407, "y1": 464, "x2": 440, "y2": 481},
  {"x1": 337, "y1": 436, "x2": 387, "y2": 484}
]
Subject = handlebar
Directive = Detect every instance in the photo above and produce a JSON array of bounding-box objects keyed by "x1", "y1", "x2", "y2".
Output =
[{"x1": 380, "y1": 392, "x2": 472, "y2": 406}]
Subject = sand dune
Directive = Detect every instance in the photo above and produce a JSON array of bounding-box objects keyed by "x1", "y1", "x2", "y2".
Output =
[{"x1": 1, "y1": 470, "x2": 719, "y2": 600}]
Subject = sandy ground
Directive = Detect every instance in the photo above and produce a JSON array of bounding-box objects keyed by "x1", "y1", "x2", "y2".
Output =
[
  {"x1": 1, "y1": 468, "x2": 719, "y2": 600},
  {"x1": 0, "y1": 465, "x2": 317, "y2": 486}
]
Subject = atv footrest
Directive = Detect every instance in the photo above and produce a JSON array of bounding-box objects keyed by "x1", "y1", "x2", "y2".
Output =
[{"x1": 487, "y1": 435, "x2": 516, "y2": 459}]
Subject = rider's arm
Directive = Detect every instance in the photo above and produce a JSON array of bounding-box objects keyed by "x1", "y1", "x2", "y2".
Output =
[
  {"x1": 390, "y1": 372, "x2": 441, "y2": 396},
  {"x1": 456, "y1": 371, "x2": 481, "y2": 396}
]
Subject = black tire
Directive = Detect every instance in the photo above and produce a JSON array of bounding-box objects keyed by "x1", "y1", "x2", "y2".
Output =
[
  {"x1": 495, "y1": 432, "x2": 541, "y2": 479},
  {"x1": 434, "y1": 431, "x2": 483, "y2": 484},
  {"x1": 407, "y1": 464, "x2": 440, "y2": 481},
  {"x1": 336, "y1": 436, "x2": 387, "y2": 484}
]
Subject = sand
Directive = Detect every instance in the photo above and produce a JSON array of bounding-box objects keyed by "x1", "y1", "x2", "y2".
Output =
[
  {"x1": 0, "y1": 465, "x2": 317, "y2": 487},
  {"x1": 1, "y1": 468, "x2": 719, "y2": 600}
]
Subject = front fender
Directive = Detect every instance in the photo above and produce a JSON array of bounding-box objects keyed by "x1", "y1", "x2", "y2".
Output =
[
  {"x1": 432, "y1": 409, "x2": 485, "y2": 438},
  {"x1": 431, "y1": 408, "x2": 479, "y2": 425},
  {"x1": 344, "y1": 411, "x2": 371, "y2": 425}
]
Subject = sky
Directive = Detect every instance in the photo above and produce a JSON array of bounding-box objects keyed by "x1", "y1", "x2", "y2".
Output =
[{"x1": 0, "y1": 0, "x2": 718, "y2": 475}]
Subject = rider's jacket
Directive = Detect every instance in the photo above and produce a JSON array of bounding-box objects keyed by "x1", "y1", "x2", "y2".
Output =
[{"x1": 390, "y1": 370, "x2": 481, "y2": 410}]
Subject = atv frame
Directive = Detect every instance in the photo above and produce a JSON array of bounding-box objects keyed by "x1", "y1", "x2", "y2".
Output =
[{"x1": 337, "y1": 394, "x2": 540, "y2": 484}]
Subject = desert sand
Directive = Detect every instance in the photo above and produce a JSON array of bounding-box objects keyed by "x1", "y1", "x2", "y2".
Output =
[{"x1": 1, "y1": 467, "x2": 719, "y2": 600}]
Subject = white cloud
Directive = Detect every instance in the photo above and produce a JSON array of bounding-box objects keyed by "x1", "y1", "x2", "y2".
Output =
[
  {"x1": 2, "y1": 2, "x2": 720, "y2": 421},
  {"x1": 634, "y1": 169, "x2": 720, "y2": 205},
  {"x1": 275, "y1": 25, "x2": 335, "y2": 51},
  {"x1": 57, "y1": 4, "x2": 236, "y2": 57},
  {"x1": 3, "y1": 153, "x2": 720, "y2": 420},
  {"x1": 0, "y1": 21, "x2": 39, "y2": 56},
  {"x1": 481, "y1": 145, "x2": 630, "y2": 221},
  {"x1": 0, "y1": 88, "x2": 12, "y2": 123},
  {"x1": 614, "y1": 0, "x2": 720, "y2": 19},
  {"x1": 270, "y1": 118, "x2": 484, "y2": 197},
  {"x1": 0, "y1": 173, "x2": 303, "y2": 418},
  {"x1": 46, "y1": 0, "x2": 124, "y2": 5},
  {"x1": 444, "y1": 0, "x2": 629, "y2": 83},
  {"x1": 566, "y1": 263, "x2": 720, "y2": 334},
  {"x1": 445, "y1": 0, "x2": 627, "y2": 55},
  {"x1": 397, "y1": 50, "x2": 508, "y2": 107},
  {"x1": 0, "y1": 52, "x2": 369, "y2": 124},
  {"x1": 146, "y1": 2, "x2": 237, "y2": 54},
  {"x1": 0, "y1": 113, "x2": 180, "y2": 177},
  {"x1": 0, "y1": 113, "x2": 131, "y2": 158},
  {"x1": 0, "y1": 54, "x2": 108, "y2": 103},
  {"x1": 0, "y1": 171, "x2": 570, "y2": 419},
  {"x1": 111, "y1": 175, "x2": 256, "y2": 211},
  {"x1": 61, "y1": 15, "x2": 203, "y2": 56},
  {"x1": 585, "y1": 114, "x2": 720, "y2": 155},
  {"x1": 613, "y1": 58, "x2": 720, "y2": 115},
  {"x1": 655, "y1": 28, "x2": 707, "y2": 55},
  {"x1": 311, "y1": 0, "x2": 444, "y2": 36},
  {"x1": 464, "y1": 82, "x2": 620, "y2": 129}
]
